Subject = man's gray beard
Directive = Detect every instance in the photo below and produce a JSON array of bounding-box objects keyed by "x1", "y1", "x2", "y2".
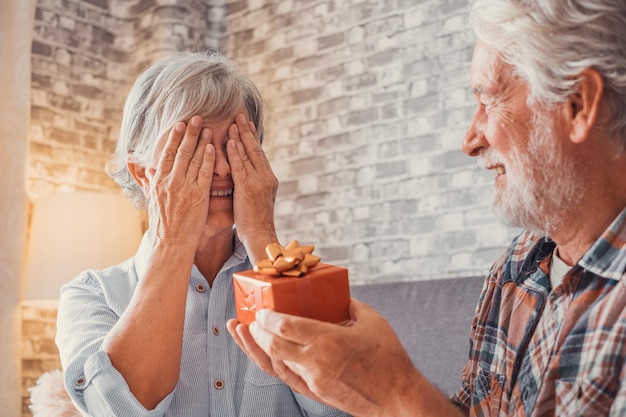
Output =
[{"x1": 491, "y1": 110, "x2": 584, "y2": 237}]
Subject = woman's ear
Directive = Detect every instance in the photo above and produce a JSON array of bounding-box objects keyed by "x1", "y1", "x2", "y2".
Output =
[{"x1": 567, "y1": 68, "x2": 604, "y2": 144}]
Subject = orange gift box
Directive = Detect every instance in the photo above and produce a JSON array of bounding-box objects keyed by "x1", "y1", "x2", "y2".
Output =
[{"x1": 233, "y1": 263, "x2": 351, "y2": 325}]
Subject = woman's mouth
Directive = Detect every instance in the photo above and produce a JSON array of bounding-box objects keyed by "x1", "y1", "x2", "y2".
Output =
[{"x1": 210, "y1": 188, "x2": 233, "y2": 197}]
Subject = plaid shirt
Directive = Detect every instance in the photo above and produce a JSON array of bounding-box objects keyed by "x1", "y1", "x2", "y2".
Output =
[{"x1": 451, "y1": 207, "x2": 626, "y2": 416}]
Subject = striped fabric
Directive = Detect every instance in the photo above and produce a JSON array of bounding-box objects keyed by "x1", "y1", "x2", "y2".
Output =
[
  {"x1": 451, "y1": 207, "x2": 626, "y2": 416},
  {"x1": 56, "y1": 231, "x2": 350, "y2": 417}
]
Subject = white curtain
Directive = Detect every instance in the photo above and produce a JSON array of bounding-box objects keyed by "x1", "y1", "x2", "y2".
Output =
[{"x1": 0, "y1": 0, "x2": 35, "y2": 413}]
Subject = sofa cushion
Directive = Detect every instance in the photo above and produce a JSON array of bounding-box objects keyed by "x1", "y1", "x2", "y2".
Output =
[{"x1": 350, "y1": 275, "x2": 484, "y2": 396}]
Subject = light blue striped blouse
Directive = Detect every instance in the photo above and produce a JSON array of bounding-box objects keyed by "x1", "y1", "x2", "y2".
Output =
[{"x1": 56, "y1": 232, "x2": 351, "y2": 417}]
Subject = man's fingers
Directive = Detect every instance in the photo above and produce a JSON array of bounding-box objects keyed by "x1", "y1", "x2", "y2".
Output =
[
  {"x1": 227, "y1": 320, "x2": 278, "y2": 377},
  {"x1": 253, "y1": 310, "x2": 333, "y2": 346}
]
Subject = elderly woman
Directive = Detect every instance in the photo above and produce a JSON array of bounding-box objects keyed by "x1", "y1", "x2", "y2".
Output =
[{"x1": 55, "y1": 51, "x2": 350, "y2": 417}]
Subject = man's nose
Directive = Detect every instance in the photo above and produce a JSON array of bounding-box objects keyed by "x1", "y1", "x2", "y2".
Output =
[{"x1": 462, "y1": 110, "x2": 488, "y2": 157}]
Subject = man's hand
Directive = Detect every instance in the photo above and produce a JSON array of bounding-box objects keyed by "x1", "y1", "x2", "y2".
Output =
[
  {"x1": 227, "y1": 299, "x2": 418, "y2": 416},
  {"x1": 226, "y1": 114, "x2": 279, "y2": 262},
  {"x1": 227, "y1": 299, "x2": 467, "y2": 417}
]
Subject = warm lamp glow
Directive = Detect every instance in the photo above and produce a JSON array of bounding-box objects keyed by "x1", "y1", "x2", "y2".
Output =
[{"x1": 22, "y1": 192, "x2": 143, "y2": 301}]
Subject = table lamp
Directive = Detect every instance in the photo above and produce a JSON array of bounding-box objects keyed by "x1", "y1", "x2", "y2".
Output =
[{"x1": 22, "y1": 191, "x2": 144, "y2": 302}]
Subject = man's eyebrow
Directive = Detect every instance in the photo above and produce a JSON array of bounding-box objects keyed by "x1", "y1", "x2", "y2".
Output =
[{"x1": 471, "y1": 85, "x2": 484, "y2": 96}]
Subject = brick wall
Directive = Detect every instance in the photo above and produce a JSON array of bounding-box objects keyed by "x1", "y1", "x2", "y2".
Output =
[
  {"x1": 28, "y1": 0, "x2": 221, "y2": 199},
  {"x1": 29, "y1": 0, "x2": 516, "y2": 284},
  {"x1": 221, "y1": 0, "x2": 518, "y2": 283},
  {"x1": 21, "y1": 302, "x2": 62, "y2": 417}
]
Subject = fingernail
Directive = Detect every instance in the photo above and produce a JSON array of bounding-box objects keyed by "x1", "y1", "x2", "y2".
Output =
[
  {"x1": 175, "y1": 122, "x2": 185, "y2": 132},
  {"x1": 249, "y1": 321, "x2": 258, "y2": 337},
  {"x1": 191, "y1": 116, "x2": 202, "y2": 127},
  {"x1": 256, "y1": 309, "x2": 268, "y2": 323}
]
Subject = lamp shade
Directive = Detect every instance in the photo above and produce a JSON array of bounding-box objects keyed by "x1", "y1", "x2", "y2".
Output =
[{"x1": 22, "y1": 191, "x2": 143, "y2": 301}]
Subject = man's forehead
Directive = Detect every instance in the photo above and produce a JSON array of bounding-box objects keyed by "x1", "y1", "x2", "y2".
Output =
[{"x1": 470, "y1": 42, "x2": 512, "y2": 93}]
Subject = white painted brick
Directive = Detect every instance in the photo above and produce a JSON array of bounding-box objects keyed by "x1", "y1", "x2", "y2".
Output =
[
  {"x1": 348, "y1": 26, "x2": 365, "y2": 44},
  {"x1": 315, "y1": 210, "x2": 331, "y2": 226},
  {"x1": 276, "y1": 0, "x2": 294, "y2": 14},
  {"x1": 379, "y1": 66, "x2": 403, "y2": 85},
  {"x1": 353, "y1": 243, "x2": 370, "y2": 262},
  {"x1": 440, "y1": 128, "x2": 466, "y2": 151},
  {"x1": 417, "y1": 194, "x2": 441, "y2": 213},
  {"x1": 54, "y1": 48, "x2": 72, "y2": 66},
  {"x1": 406, "y1": 116, "x2": 433, "y2": 135},
  {"x1": 326, "y1": 116, "x2": 343, "y2": 133},
  {"x1": 440, "y1": 212, "x2": 464, "y2": 230},
  {"x1": 450, "y1": 169, "x2": 475, "y2": 188},
  {"x1": 248, "y1": 0, "x2": 266, "y2": 11},
  {"x1": 276, "y1": 198, "x2": 296, "y2": 216},
  {"x1": 404, "y1": 8, "x2": 426, "y2": 27},
  {"x1": 409, "y1": 236, "x2": 432, "y2": 257},
  {"x1": 31, "y1": 90, "x2": 48, "y2": 107},
  {"x1": 298, "y1": 175, "x2": 318, "y2": 194},
  {"x1": 356, "y1": 166, "x2": 375, "y2": 187},
  {"x1": 314, "y1": 2, "x2": 330, "y2": 16},
  {"x1": 58, "y1": 16, "x2": 75, "y2": 30},
  {"x1": 376, "y1": 34, "x2": 398, "y2": 49},
  {"x1": 448, "y1": 251, "x2": 474, "y2": 270},
  {"x1": 347, "y1": 59, "x2": 365, "y2": 75},
  {"x1": 442, "y1": 14, "x2": 466, "y2": 34},
  {"x1": 409, "y1": 155, "x2": 433, "y2": 176},
  {"x1": 410, "y1": 78, "x2": 428, "y2": 98},
  {"x1": 353, "y1": 205, "x2": 370, "y2": 220}
]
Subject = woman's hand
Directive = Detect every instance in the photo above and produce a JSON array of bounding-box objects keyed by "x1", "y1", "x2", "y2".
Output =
[
  {"x1": 108, "y1": 115, "x2": 216, "y2": 408},
  {"x1": 143, "y1": 115, "x2": 215, "y2": 250},
  {"x1": 227, "y1": 114, "x2": 279, "y2": 262}
]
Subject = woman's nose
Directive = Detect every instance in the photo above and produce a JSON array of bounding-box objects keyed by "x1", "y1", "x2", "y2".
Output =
[{"x1": 213, "y1": 147, "x2": 231, "y2": 177}]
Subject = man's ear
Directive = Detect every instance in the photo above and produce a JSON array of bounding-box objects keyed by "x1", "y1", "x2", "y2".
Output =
[
  {"x1": 127, "y1": 161, "x2": 149, "y2": 194},
  {"x1": 567, "y1": 68, "x2": 604, "y2": 144}
]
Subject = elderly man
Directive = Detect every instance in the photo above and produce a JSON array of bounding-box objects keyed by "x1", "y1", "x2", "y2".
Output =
[{"x1": 228, "y1": 0, "x2": 626, "y2": 416}]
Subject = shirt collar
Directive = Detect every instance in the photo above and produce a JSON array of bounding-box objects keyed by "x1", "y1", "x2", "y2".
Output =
[{"x1": 578, "y1": 205, "x2": 626, "y2": 281}]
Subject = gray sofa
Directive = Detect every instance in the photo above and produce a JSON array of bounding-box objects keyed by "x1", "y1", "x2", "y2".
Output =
[
  {"x1": 349, "y1": 275, "x2": 485, "y2": 396},
  {"x1": 30, "y1": 276, "x2": 485, "y2": 417}
]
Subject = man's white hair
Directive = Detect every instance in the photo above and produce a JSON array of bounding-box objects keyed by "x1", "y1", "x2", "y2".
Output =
[{"x1": 470, "y1": 0, "x2": 626, "y2": 152}]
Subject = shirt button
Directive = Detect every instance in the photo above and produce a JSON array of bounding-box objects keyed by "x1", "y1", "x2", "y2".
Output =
[
  {"x1": 212, "y1": 326, "x2": 220, "y2": 336},
  {"x1": 76, "y1": 377, "x2": 86, "y2": 386},
  {"x1": 214, "y1": 379, "x2": 224, "y2": 390},
  {"x1": 196, "y1": 284, "x2": 206, "y2": 292}
]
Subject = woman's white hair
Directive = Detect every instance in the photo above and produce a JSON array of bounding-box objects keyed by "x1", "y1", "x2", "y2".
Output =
[
  {"x1": 470, "y1": 0, "x2": 626, "y2": 152},
  {"x1": 107, "y1": 50, "x2": 265, "y2": 209}
]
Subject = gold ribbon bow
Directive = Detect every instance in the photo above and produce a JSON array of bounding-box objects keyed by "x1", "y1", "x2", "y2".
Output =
[{"x1": 253, "y1": 240, "x2": 321, "y2": 277}]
